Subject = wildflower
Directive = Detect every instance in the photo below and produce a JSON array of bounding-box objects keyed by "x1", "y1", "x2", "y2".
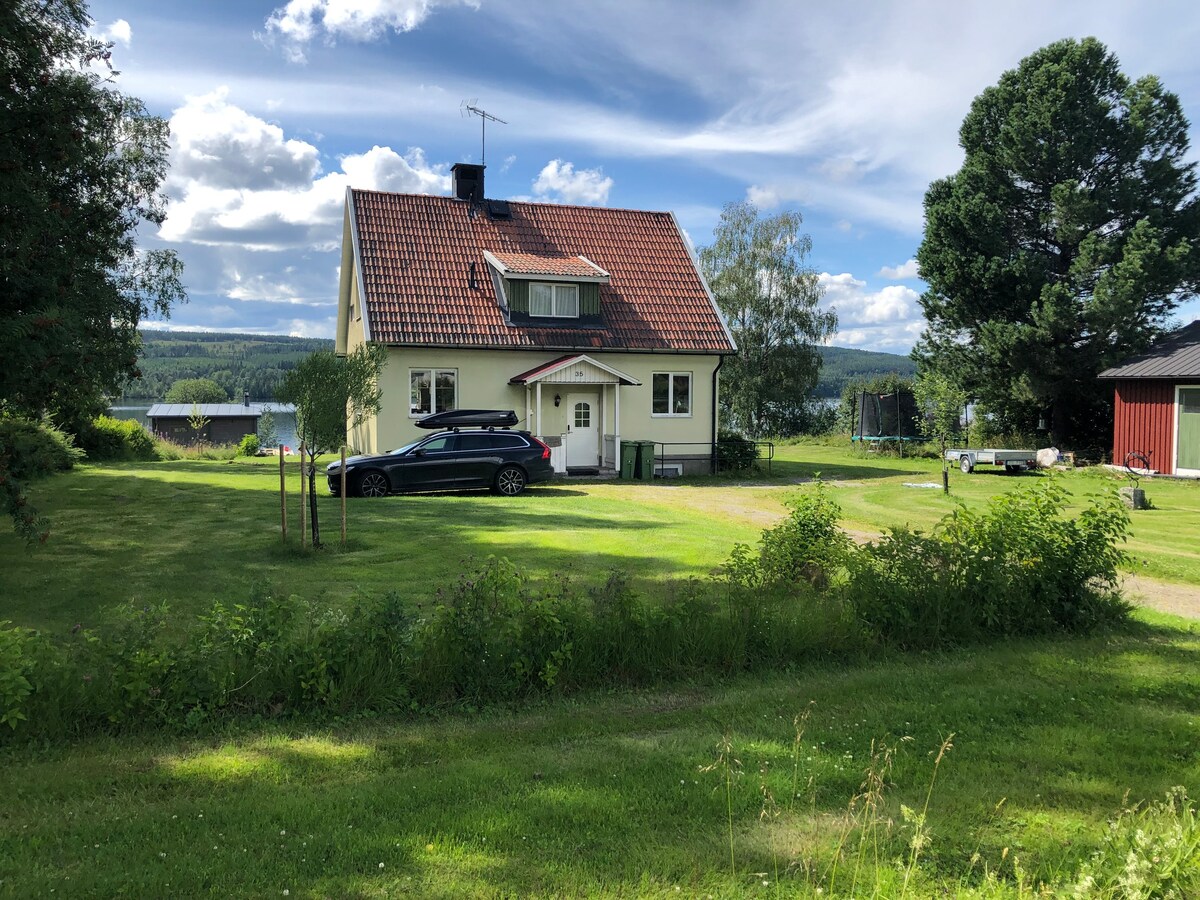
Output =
[
  {"x1": 280, "y1": 830, "x2": 286, "y2": 836},
  {"x1": 378, "y1": 862, "x2": 385, "y2": 869}
]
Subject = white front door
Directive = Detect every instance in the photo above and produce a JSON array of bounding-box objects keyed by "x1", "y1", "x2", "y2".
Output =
[{"x1": 566, "y1": 392, "x2": 599, "y2": 467}]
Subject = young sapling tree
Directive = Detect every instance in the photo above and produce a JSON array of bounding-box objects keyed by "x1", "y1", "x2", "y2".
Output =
[{"x1": 276, "y1": 344, "x2": 387, "y2": 547}]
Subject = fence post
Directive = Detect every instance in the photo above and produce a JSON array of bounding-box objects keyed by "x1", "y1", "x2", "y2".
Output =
[
  {"x1": 299, "y1": 441, "x2": 306, "y2": 549},
  {"x1": 340, "y1": 445, "x2": 347, "y2": 546},
  {"x1": 279, "y1": 445, "x2": 287, "y2": 541}
]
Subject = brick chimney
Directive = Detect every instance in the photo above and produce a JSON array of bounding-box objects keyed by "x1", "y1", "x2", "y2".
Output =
[{"x1": 451, "y1": 163, "x2": 485, "y2": 202}]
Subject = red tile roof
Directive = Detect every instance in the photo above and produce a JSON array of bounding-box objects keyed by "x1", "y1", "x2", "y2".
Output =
[
  {"x1": 487, "y1": 251, "x2": 607, "y2": 279},
  {"x1": 349, "y1": 190, "x2": 735, "y2": 353}
]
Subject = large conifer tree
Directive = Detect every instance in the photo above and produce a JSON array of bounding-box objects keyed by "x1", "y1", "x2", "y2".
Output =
[{"x1": 916, "y1": 37, "x2": 1199, "y2": 446}]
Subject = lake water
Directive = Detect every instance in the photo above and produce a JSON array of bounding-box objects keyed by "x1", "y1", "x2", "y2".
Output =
[{"x1": 109, "y1": 403, "x2": 299, "y2": 450}]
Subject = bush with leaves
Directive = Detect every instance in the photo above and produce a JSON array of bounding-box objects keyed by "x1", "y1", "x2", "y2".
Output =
[
  {"x1": 74, "y1": 415, "x2": 159, "y2": 461},
  {"x1": 715, "y1": 429, "x2": 759, "y2": 471},
  {"x1": 845, "y1": 481, "x2": 1131, "y2": 646}
]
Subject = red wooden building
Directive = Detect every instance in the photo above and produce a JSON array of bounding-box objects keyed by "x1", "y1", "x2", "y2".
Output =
[{"x1": 1099, "y1": 320, "x2": 1200, "y2": 477}]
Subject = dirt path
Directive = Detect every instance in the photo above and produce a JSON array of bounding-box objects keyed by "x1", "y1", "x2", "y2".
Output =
[{"x1": 1122, "y1": 574, "x2": 1200, "y2": 621}]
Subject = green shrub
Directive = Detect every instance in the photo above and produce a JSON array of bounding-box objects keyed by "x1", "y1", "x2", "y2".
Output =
[
  {"x1": 715, "y1": 429, "x2": 758, "y2": 471},
  {"x1": 0, "y1": 417, "x2": 82, "y2": 480},
  {"x1": 237, "y1": 433, "x2": 261, "y2": 456},
  {"x1": 75, "y1": 415, "x2": 159, "y2": 461},
  {"x1": 843, "y1": 481, "x2": 1132, "y2": 647}
]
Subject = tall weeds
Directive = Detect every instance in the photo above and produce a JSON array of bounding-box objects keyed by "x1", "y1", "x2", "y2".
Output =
[{"x1": 0, "y1": 480, "x2": 1132, "y2": 743}]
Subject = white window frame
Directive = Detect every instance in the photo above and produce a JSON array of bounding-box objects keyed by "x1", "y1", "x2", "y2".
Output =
[
  {"x1": 1174, "y1": 383, "x2": 1200, "y2": 477},
  {"x1": 409, "y1": 368, "x2": 458, "y2": 418},
  {"x1": 651, "y1": 371, "x2": 693, "y2": 417},
  {"x1": 529, "y1": 282, "x2": 579, "y2": 318}
]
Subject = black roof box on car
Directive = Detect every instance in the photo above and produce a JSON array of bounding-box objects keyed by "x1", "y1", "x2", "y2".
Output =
[{"x1": 415, "y1": 409, "x2": 519, "y2": 430}]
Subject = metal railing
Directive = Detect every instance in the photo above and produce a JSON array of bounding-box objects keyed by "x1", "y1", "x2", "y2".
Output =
[{"x1": 644, "y1": 440, "x2": 774, "y2": 476}]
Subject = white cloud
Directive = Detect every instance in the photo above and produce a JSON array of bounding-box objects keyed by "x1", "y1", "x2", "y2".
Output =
[
  {"x1": 879, "y1": 258, "x2": 920, "y2": 280},
  {"x1": 169, "y1": 88, "x2": 320, "y2": 191},
  {"x1": 161, "y1": 91, "x2": 449, "y2": 250},
  {"x1": 531, "y1": 159, "x2": 613, "y2": 205},
  {"x1": 820, "y1": 272, "x2": 919, "y2": 325},
  {"x1": 819, "y1": 271, "x2": 925, "y2": 353},
  {"x1": 262, "y1": 0, "x2": 477, "y2": 62},
  {"x1": 100, "y1": 19, "x2": 132, "y2": 47},
  {"x1": 745, "y1": 184, "x2": 781, "y2": 208}
]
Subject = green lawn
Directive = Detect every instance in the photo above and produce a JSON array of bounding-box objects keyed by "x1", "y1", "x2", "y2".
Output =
[
  {"x1": 1, "y1": 617, "x2": 1196, "y2": 897},
  {"x1": 2, "y1": 446, "x2": 1198, "y2": 632},
  {"x1": 2, "y1": 449, "x2": 1200, "y2": 895}
]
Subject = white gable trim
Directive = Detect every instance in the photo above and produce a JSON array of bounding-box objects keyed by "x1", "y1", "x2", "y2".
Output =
[
  {"x1": 511, "y1": 354, "x2": 641, "y2": 386},
  {"x1": 346, "y1": 187, "x2": 372, "y2": 343}
]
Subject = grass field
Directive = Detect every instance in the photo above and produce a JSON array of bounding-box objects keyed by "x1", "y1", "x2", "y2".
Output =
[
  {"x1": 2, "y1": 445, "x2": 1198, "y2": 633},
  {"x1": 2, "y1": 448, "x2": 1199, "y2": 895},
  {"x1": 1, "y1": 618, "x2": 1196, "y2": 896}
]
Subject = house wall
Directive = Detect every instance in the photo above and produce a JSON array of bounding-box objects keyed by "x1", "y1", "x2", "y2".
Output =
[
  {"x1": 151, "y1": 416, "x2": 258, "y2": 446},
  {"x1": 1112, "y1": 379, "x2": 1176, "y2": 474},
  {"x1": 347, "y1": 346, "x2": 723, "y2": 463}
]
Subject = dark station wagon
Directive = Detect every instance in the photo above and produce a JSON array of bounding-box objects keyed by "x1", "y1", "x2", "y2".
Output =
[{"x1": 326, "y1": 410, "x2": 554, "y2": 497}]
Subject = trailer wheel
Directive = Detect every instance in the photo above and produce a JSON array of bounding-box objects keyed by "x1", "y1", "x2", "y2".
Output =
[{"x1": 960, "y1": 456, "x2": 973, "y2": 474}]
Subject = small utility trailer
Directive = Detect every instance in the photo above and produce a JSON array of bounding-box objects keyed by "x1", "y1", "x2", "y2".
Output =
[{"x1": 945, "y1": 448, "x2": 1037, "y2": 474}]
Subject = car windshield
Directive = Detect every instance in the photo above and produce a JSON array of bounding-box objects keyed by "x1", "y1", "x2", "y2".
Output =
[{"x1": 387, "y1": 440, "x2": 423, "y2": 456}]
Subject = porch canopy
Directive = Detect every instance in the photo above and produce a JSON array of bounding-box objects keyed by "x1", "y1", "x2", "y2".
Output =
[{"x1": 509, "y1": 354, "x2": 640, "y2": 469}]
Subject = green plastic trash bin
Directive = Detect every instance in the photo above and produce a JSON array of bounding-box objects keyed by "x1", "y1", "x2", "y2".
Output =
[
  {"x1": 636, "y1": 440, "x2": 657, "y2": 480},
  {"x1": 619, "y1": 441, "x2": 638, "y2": 479}
]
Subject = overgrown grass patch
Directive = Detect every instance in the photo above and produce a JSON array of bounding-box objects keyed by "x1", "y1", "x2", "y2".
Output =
[{"x1": 1, "y1": 620, "x2": 1196, "y2": 896}]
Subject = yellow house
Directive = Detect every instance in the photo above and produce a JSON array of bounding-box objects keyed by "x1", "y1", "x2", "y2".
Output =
[{"x1": 335, "y1": 164, "x2": 736, "y2": 475}]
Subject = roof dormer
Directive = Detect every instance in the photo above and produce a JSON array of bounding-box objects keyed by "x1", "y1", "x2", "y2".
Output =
[{"x1": 483, "y1": 251, "x2": 609, "y2": 324}]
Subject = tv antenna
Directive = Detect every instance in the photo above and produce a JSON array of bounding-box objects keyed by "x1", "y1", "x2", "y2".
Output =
[{"x1": 460, "y1": 100, "x2": 506, "y2": 165}]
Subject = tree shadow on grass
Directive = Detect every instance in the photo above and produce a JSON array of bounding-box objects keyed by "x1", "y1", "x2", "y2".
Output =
[{"x1": 1, "y1": 464, "x2": 717, "y2": 631}]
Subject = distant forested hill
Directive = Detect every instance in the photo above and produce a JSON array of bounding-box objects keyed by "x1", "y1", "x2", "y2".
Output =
[
  {"x1": 123, "y1": 330, "x2": 912, "y2": 403},
  {"x1": 123, "y1": 330, "x2": 334, "y2": 401},
  {"x1": 815, "y1": 346, "x2": 917, "y2": 397}
]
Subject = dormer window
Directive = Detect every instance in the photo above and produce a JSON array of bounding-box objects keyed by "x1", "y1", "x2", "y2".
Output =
[{"x1": 530, "y1": 283, "x2": 579, "y2": 318}]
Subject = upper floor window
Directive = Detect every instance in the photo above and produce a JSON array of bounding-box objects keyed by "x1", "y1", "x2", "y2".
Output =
[
  {"x1": 652, "y1": 372, "x2": 692, "y2": 416},
  {"x1": 529, "y1": 283, "x2": 579, "y2": 318},
  {"x1": 410, "y1": 368, "x2": 457, "y2": 416}
]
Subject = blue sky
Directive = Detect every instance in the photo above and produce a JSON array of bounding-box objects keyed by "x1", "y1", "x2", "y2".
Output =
[{"x1": 88, "y1": 0, "x2": 1200, "y2": 353}]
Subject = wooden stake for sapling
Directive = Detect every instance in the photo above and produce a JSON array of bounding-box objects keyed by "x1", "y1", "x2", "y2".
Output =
[
  {"x1": 279, "y1": 445, "x2": 287, "y2": 540},
  {"x1": 299, "y1": 441, "x2": 306, "y2": 548},
  {"x1": 340, "y1": 445, "x2": 347, "y2": 546}
]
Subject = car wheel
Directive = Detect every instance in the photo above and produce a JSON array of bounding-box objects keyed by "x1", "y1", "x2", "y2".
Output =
[
  {"x1": 493, "y1": 465, "x2": 526, "y2": 496},
  {"x1": 357, "y1": 471, "x2": 389, "y2": 497},
  {"x1": 960, "y1": 456, "x2": 972, "y2": 474}
]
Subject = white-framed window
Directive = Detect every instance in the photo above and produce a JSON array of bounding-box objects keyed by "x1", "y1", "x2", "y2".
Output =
[
  {"x1": 410, "y1": 368, "x2": 457, "y2": 416},
  {"x1": 529, "y1": 282, "x2": 579, "y2": 317},
  {"x1": 573, "y1": 402, "x2": 591, "y2": 428},
  {"x1": 652, "y1": 372, "x2": 692, "y2": 416}
]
